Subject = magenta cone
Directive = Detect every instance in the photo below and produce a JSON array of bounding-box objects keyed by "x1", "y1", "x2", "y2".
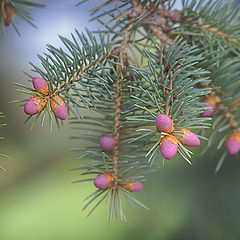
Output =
[
  {"x1": 100, "y1": 136, "x2": 115, "y2": 152},
  {"x1": 226, "y1": 139, "x2": 240, "y2": 155},
  {"x1": 180, "y1": 131, "x2": 200, "y2": 147},
  {"x1": 201, "y1": 104, "x2": 216, "y2": 117},
  {"x1": 160, "y1": 140, "x2": 178, "y2": 159},
  {"x1": 32, "y1": 77, "x2": 48, "y2": 95},
  {"x1": 24, "y1": 99, "x2": 38, "y2": 115},
  {"x1": 50, "y1": 96, "x2": 67, "y2": 120},
  {"x1": 94, "y1": 174, "x2": 109, "y2": 190},
  {"x1": 155, "y1": 114, "x2": 173, "y2": 132},
  {"x1": 130, "y1": 182, "x2": 143, "y2": 192}
]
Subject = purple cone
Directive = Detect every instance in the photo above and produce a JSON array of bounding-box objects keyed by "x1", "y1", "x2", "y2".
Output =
[
  {"x1": 202, "y1": 104, "x2": 215, "y2": 117},
  {"x1": 32, "y1": 77, "x2": 48, "y2": 93},
  {"x1": 24, "y1": 99, "x2": 38, "y2": 115},
  {"x1": 181, "y1": 131, "x2": 200, "y2": 147},
  {"x1": 130, "y1": 182, "x2": 143, "y2": 192},
  {"x1": 155, "y1": 114, "x2": 173, "y2": 132},
  {"x1": 160, "y1": 140, "x2": 178, "y2": 159},
  {"x1": 100, "y1": 136, "x2": 115, "y2": 152},
  {"x1": 53, "y1": 105, "x2": 67, "y2": 120},
  {"x1": 226, "y1": 139, "x2": 240, "y2": 155},
  {"x1": 94, "y1": 174, "x2": 109, "y2": 190}
]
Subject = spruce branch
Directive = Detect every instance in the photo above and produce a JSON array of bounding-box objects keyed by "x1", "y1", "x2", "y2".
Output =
[
  {"x1": 16, "y1": 30, "x2": 116, "y2": 129},
  {"x1": 0, "y1": 0, "x2": 45, "y2": 36},
  {"x1": 126, "y1": 38, "x2": 211, "y2": 163}
]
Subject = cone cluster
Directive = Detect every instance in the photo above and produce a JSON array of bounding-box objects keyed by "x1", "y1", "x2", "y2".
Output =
[
  {"x1": 24, "y1": 77, "x2": 67, "y2": 120},
  {"x1": 0, "y1": 4, "x2": 15, "y2": 26},
  {"x1": 156, "y1": 114, "x2": 200, "y2": 159},
  {"x1": 226, "y1": 132, "x2": 240, "y2": 155},
  {"x1": 94, "y1": 172, "x2": 143, "y2": 192}
]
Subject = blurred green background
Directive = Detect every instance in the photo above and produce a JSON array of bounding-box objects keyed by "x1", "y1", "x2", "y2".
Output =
[{"x1": 1, "y1": 0, "x2": 240, "y2": 239}]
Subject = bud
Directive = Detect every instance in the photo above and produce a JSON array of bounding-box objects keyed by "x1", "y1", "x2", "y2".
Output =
[
  {"x1": 94, "y1": 173, "x2": 114, "y2": 190},
  {"x1": 119, "y1": 179, "x2": 143, "y2": 192},
  {"x1": 32, "y1": 77, "x2": 49, "y2": 95},
  {"x1": 177, "y1": 128, "x2": 200, "y2": 147},
  {"x1": 100, "y1": 136, "x2": 116, "y2": 152},
  {"x1": 226, "y1": 132, "x2": 240, "y2": 155},
  {"x1": 50, "y1": 96, "x2": 67, "y2": 120},
  {"x1": 0, "y1": 4, "x2": 15, "y2": 26},
  {"x1": 24, "y1": 96, "x2": 46, "y2": 115},
  {"x1": 155, "y1": 114, "x2": 174, "y2": 133},
  {"x1": 160, "y1": 135, "x2": 178, "y2": 159},
  {"x1": 202, "y1": 97, "x2": 217, "y2": 117}
]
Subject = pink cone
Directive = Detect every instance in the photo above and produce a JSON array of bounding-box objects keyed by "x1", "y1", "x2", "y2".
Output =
[
  {"x1": 50, "y1": 96, "x2": 67, "y2": 120},
  {"x1": 100, "y1": 136, "x2": 115, "y2": 152},
  {"x1": 201, "y1": 104, "x2": 216, "y2": 117},
  {"x1": 4, "y1": 18, "x2": 12, "y2": 26},
  {"x1": 130, "y1": 182, "x2": 143, "y2": 192},
  {"x1": 160, "y1": 140, "x2": 178, "y2": 159},
  {"x1": 53, "y1": 105, "x2": 67, "y2": 120},
  {"x1": 24, "y1": 99, "x2": 38, "y2": 115},
  {"x1": 155, "y1": 114, "x2": 173, "y2": 132},
  {"x1": 32, "y1": 77, "x2": 48, "y2": 95},
  {"x1": 226, "y1": 139, "x2": 240, "y2": 155},
  {"x1": 94, "y1": 174, "x2": 109, "y2": 190},
  {"x1": 180, "y1": 131, "x2": 200, "y2": 147}
]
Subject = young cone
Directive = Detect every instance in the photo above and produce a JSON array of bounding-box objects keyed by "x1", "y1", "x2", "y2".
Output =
[
  {"x1": 155, "y1": 114, "x2": 174, "y2": 133},
  {"x1": 100, "y1": 136, "x2": 116, "y2": 152},
  {"x1": 50, "y1": 96, "x2": 67, "y2": 120},
  {"x1": 94, "y1": 173, "x2": 114, "y2": 190},
  {"x1": 160, "y1": 135, "x2": 178, "y2": 159},
  {"x1": 119, "y1": 179, "x2": 143, "y2": 192},
  {"x1": 226, "y1": 132, "x2": 240, "y2": 155},
  {"x1": 32, "y1": 77, "x2": 49, "y2": 95},
  {"x1": 177, "y1": 128, "x2": 200, "y2": 147},
  {"x1": 202, "y1": 97, "x2": 217, "y2": 117},
  {"x1": 0, "y1": 4, "x2": 15, "y2": 26},
  {"x1": 24, "y1": 96, "x2": 46, "y2": 115}
]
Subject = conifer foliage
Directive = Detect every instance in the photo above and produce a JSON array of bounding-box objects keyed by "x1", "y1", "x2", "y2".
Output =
[
  {"x1": 0, "y1": 112, "x2": 8, "y2": 171},
  {"x1": 0, "y1": 0, "x2": 45, "y2": 35},
  {"x1": 16, "y1": 0, "x2": 240, "y2": 221}
]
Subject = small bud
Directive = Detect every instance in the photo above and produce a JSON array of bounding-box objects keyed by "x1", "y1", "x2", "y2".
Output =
[
  {"x1": 100, "y1": 136, "x2": 116, "y2": 152},
  {"x1": 177, "y1": 128, "x2": 200, "y2": 147},
  {"x1": 94, "y1": 172, "x2": 114, "y2": 190},
  {"x1": 32, "y1": 77, "x2": 49, "y2": 95},
  {"x1": 24, "y1": 96, "x2": 46, "y2": 115},
  {"x1": 226, "y1": 132, "x2": 240, "y2": 155},
  {"x1": 202, "y1": 97, "x2": 217, "y2": 117},
  {"x1": 50, "y1": 96, "x2": 67, "y2": 120},
  {"x1": 155, "y1": 114, "x2": 174, "y2": 133},
  {"x1": 160, "y1": 135, "x2": 178, "y2": 159},
  {"x1": 119, "y1": 180, "x2": 143, "y2": 192}
]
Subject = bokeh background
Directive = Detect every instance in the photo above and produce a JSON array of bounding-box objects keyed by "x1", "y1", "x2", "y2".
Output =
[{"x1": 0, "y1": 0, "x2": 240, "y2": 239}]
